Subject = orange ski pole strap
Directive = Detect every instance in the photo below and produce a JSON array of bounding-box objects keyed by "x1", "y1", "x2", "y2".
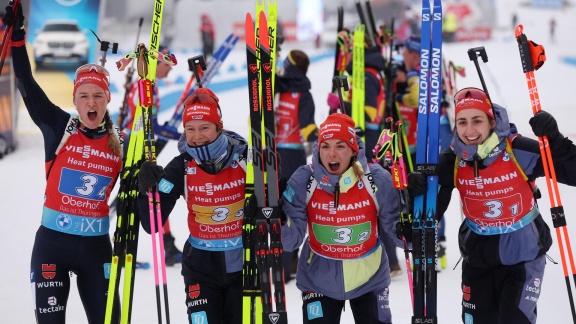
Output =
[{"x1": 515, "y1": 24, "x2": 546, "y2": 72}]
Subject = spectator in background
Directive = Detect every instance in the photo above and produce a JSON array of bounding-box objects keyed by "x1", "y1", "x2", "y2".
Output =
[
  {"x1": 549, "y1": 18, "x2": 556, "y2": 44},
  {"x1": 443, "y1": 12, "x2": 458, "y2": 43},
  {"x1": 275, "y1": 50, "x2": 318, "y2": 282},
  {"x1": 200, "y1": 13, "x2": 215, "y2": 60}
]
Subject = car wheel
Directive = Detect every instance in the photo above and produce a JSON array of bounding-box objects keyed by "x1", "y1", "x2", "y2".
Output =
[{"x1": 35, "y1": 60, "x2": 43, "y2": 71}]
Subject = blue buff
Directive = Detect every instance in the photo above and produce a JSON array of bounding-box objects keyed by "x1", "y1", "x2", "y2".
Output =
[{"x1": 185, "y1": 133, "x2": 229, "y2": 162}]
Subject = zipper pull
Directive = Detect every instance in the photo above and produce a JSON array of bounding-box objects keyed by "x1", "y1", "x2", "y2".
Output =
[
  {"x1": 473, "y1": 154, "x2": 480, "y2": 178},
  {"x1": 334, "y1": 182, "x2": 340, "y2": 208}
]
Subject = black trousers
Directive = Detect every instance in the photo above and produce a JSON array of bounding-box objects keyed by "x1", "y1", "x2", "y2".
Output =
[
  {"x1": 460, "y1": 255, "x2": 545, "y2": 324},
  {"x1": 301, "y1": 289, "x2": 392, "y2": 324},
  {"x1": 31, "y1": 226, "x2": 119, "y2": 324},
  {"x1": 182, "y1": 242, "x2": 242, "y2": 324}
]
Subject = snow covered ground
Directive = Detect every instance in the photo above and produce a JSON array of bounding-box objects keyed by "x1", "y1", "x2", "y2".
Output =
[{"x1": 2, "y1": 2, "x2": 576, "y2": 323}]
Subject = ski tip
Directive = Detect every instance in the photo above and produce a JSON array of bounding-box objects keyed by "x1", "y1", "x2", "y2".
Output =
[
  {"x1": 245, "y1": 13, "x2": 255, "y2": 48},
  {"x1": 258, "y1": 10, "x2": 268, "y2": 29},
  {"x1": 258, "y1": 12, "x2": 270, "y2": 51},
  {"x1": 514, "y1": 24, "x2": 524, "y2": 38}
]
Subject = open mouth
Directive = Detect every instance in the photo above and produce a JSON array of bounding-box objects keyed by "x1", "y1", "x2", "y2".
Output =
[
  {"x1": 328, "y1": 162, "x2": 340, "y2": 172},
  {"x1": 87, "y1": 110, "x2": 98, "y2": 121},
  {"x1": 466, "y1": 135, "x2": 481, "y2": 144}
]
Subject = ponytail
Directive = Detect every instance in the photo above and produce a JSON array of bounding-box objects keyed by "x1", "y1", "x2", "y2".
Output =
[
  {"x1": 351, "y1": 156, "x2": 363, "y2": 179},
  {"x1": 103, "y1": 110, "x2": 121, "y2": 155}
]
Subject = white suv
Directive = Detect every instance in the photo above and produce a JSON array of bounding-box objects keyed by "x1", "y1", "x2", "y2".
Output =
[{"x1": 33, "y1": 20, "x2": 89, "y2": 69}]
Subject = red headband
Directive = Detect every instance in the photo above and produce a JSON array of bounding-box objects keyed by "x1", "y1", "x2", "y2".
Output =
[
  {"x1": 183, "y1": 88, "x2": 223, "y2": 128},
  {"x1": 319, "y1": 113, "x2": 359, "y2": 153},
  {"x1": 454, "y1": 87, "x2": 494, "y2": 119},
  {"x1": 73, "y1": 72, "x2": 110, "y2": 102}
]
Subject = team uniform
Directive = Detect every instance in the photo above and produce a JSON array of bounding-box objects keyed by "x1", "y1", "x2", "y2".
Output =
[
  {"x1": 281, "y1": 136, "x2": 403, "y2": 324},
  {"x1": 138, "y1": 130, "x2": 247, "y2": 324},
  {"x1": 12, "y1": 44, "x2": 122, "y2": 323},
  {"x1": 437, "y1": 103, "x2": 576, "y2": 323}
]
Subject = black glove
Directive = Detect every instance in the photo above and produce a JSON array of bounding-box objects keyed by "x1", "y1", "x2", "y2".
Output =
[
  {"x1": 395, "y1": 81, "x2": 408, "y2": 94},
  {"x1": 137, "y1": 161, "x2": 164, "y2": 194},
  {"x1": 2, "y1": 2, "x2": 24, "y2": 30},
  {"x1": 396, "y1": 215, "x2": 413, "y2": 243},
  {"x1": 354, "y1": 127, "x2": 365, "y2": 138},
  {"x1": 243, "y1": 194, "x2": 258, "y2": 222},
  {"x1": 529, "y1": 110, "x2": 560, "y2": 141},
  {"x1": 407, "y1": 171, "x2": 427, "y2": 198}
]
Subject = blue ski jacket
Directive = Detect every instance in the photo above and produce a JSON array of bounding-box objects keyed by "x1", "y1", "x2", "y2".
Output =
[
  {"x1": 437, "y1": 104, "x2": 576, "y2": 268},
  {"x1": 281, "y1": 137, "x2": 403, "y2": 300}
]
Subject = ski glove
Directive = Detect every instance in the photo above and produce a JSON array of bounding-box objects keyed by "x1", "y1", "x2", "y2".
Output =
[
  {"x1": 138, "y1": 161, "x2": 164, "y2": 194},
  {"x1": 407, "y1": 171, "x2": 427, "y2": 198},
  {"x1": 2, "y1": 2, "x2": 25, "y2": 30},
  {"x1": 529, "y1": 110, "x2": 561, "y2": 142},
  {"x1": 396, "y1": 216, "x2": 413, "y2": 244}
]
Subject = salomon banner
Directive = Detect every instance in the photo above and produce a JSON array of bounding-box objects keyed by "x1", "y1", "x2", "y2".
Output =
[{"x1": 27, "y1": 0, "x2": 101, "y2": 69}]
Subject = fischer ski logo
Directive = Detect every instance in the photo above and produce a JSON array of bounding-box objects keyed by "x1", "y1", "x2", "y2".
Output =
[{"x1": 150, "y1": 0, "x2": 163, "y2": 48}]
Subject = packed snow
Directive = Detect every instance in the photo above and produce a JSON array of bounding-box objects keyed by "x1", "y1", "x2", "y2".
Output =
[{"x1": 2, "y1": 2, "x2": 576, "y2": 323}]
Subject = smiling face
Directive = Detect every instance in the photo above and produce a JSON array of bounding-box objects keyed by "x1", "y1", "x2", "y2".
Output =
[
  {"x1": 455, "y1": 108, "x2": 496, "y2": 146},
  {"x1": 73, "y1": 83, "x2": 109, "y2": 129},
  {"x1": 319, "y1": 139, "x2": 357, "y2": 176},
  {"x1": 184, "y1": 120, "x2": 220, "y2": 147}
]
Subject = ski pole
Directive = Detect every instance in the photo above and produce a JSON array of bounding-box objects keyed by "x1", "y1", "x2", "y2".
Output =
[
  {"x1": 0, "y1": 0, "x2": 21, "y2": 77},
  {"x1": 163, "y1": 55, "x2": 206, "y2": 126},
  {"x1": 188, "y1": 55, "x2": 207, "y2": 88},
  {"x1": 137, "y1": 42, "x2": 175, "y2": 324},
  {"x1": 364, "y1": 0, "x2": 379, "y2": 47},
  {"x1": 393, "y1": 120, "x2": 415, "y2": 309},
  {"x1": 331, "y1": 6, "x2": 344, "y2": 93},
  {"x1": 467, "y1": 46, "x2": 491, "y2": 101},
  {"x1": 516, "y1": 24, "x2": 576, "y2": 322},
  {"x1": 90, "y1": 30, "x2": 118, "y2": 68},
  {"x1": 332, "y1": 75, "x2": 349, "y2": 115},
  {"x1": 354, "y1": 0, "x2": 373, "y2": 46}
]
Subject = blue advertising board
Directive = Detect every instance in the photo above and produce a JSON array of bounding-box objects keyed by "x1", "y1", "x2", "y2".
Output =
[{"x1": 27, "y1": 0, "x2": 101, "y2": 68}]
